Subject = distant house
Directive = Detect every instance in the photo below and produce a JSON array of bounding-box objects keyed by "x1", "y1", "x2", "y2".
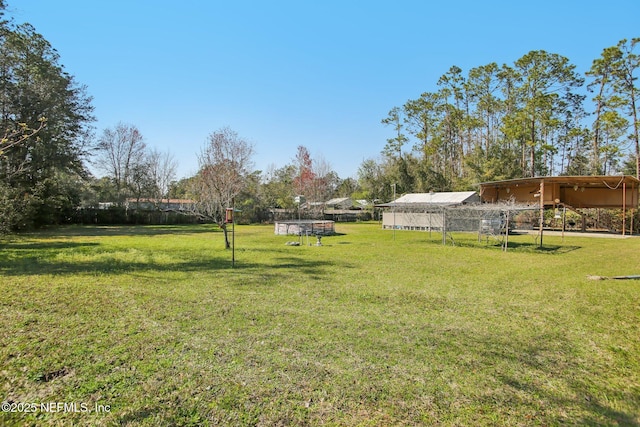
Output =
[
  {"x1": 323, "y1": 197, "x2": 369, "y2": 222},
  {"x1": 324, "y1": 197, "x2": 356, "y2": 209},
  {"x1": 377, "y1": 191, "x2": 480, "y2": 231}
]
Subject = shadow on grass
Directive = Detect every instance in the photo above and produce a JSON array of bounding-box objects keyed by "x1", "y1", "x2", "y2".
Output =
[
  {"x1": 1, "y1": 241, "x2": 100, "y2": 251},
  {"x1": 30, "y1": 224, "x2": 219, "y2": 237},
  {"x1": 500, "y1": 241, "x2": 581, "y2": 254},
  {"x1": 0, "y1": 239, "x2": 350, "y2": 279},
  {"x1": 494, "y1": 373, "x2": 639, "y2": 425},
  {"x1": 452, "y1": 239, "x2": 582, "y2": 254},
  {"x1": 452, "y1": 327, "x2": 640, "y2": 425}
]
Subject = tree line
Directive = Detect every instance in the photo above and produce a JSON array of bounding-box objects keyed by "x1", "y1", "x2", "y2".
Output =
[
  {"x1": 0, "y1": 0, "x2": 638, "y2": 233},
  {"x1": 371, "y1": 45, "x2": 639, "y2": 201}
]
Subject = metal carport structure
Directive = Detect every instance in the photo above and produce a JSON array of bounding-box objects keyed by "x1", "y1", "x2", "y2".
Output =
[{"x1": 479, "y1": 175, "x2": 640, "y2": 242}]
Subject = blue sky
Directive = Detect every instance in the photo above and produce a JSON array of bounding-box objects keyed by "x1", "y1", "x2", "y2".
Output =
[{"x1": 10, "y1": 1, "x2": 640, "y2": 180}]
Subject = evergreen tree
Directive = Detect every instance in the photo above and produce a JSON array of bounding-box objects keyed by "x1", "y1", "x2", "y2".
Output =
[{"x1": 0, "y1": 3, "x2": 94, "y2": 230}]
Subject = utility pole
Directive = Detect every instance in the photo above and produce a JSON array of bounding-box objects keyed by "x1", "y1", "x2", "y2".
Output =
[{"x1": 392, "y1": 183, "x2": 396, "y2": 240}]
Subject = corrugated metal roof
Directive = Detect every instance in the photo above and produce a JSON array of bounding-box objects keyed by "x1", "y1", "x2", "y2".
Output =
[
  {"x1": 375, "y1": 191, "x2": 481, "y2": 208},
  {"x1": 393, "y1": 191, "x2": 479, "y2": 204},
  {"x1": 325, "y1": 197, "x2": 351, "y2": 205}
]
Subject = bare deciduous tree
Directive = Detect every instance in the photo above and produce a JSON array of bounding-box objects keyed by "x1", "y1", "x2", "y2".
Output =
[
  {"x1": 312, "y1": 153, "x2": 338, "y2": 204},
  {"x1": 146, "y1": 148, "x2": 177, "y2": 205},
  {"x1": 191, "y1": 126, "x2": 254, "y2": 248},
  {"x1": 94, "y1": 122, "x2": 146, "y2": 202}
]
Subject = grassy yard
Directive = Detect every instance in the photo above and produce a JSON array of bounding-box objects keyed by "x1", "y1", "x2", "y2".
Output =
[{"x1": 0, "y1": 223, "x2": 639, "y2": 426}]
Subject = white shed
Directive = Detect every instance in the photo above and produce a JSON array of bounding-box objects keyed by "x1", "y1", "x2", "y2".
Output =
[{"x1": 378, "y1": 191, "x2": 480, "y2": 231}]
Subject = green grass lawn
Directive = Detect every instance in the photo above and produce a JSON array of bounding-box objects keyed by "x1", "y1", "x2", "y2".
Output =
[{"x1": 1, "y1": 223, "x2": 639, "y2": 426}]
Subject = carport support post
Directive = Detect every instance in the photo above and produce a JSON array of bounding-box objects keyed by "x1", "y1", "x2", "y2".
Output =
[
  {"x1": 539, "y1": 181, "x2": 544, "y2": 248},
  {"x1": 622, "y1": 181, "x2": 626, "y2": 236}
]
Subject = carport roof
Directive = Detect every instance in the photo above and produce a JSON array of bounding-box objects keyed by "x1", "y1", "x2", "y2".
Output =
[
  {"x1": 479, "y1": 175, "x2": 639, "y2": 189},
  {"x1": 478, "y1": 175, "x2": 639, "y2": 209}
]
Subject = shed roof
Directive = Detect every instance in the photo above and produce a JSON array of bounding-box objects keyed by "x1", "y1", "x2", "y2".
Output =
[{"x1": 377, "y1": 191, "x2": 479, "y2": 207}]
